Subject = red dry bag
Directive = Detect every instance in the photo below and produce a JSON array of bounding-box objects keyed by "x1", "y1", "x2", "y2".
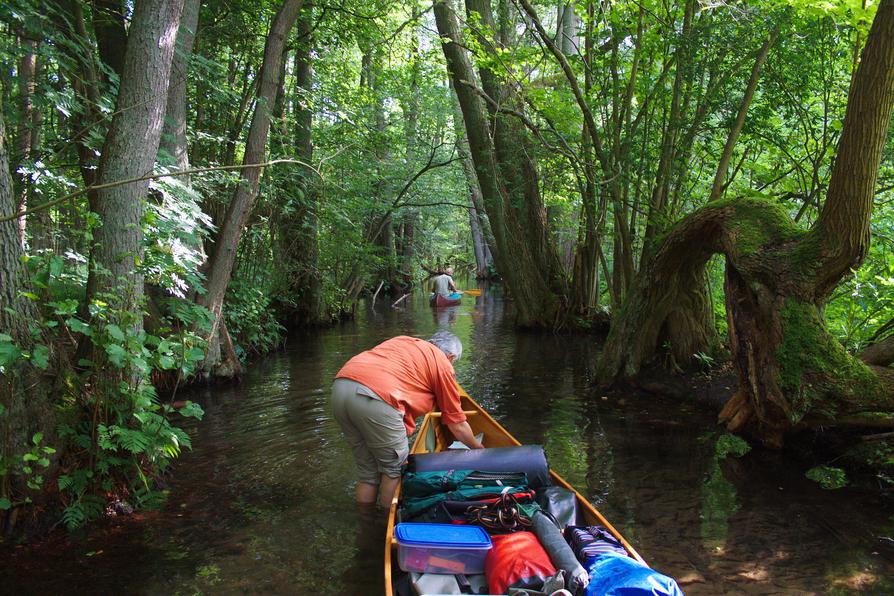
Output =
[{"x1": 485, "y1": 531, "x2": 557, "y2": 594}]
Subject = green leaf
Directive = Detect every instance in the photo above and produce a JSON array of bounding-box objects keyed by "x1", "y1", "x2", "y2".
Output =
[
  {"x1": 67, "y1": 318, "x2": 93, "y2": 336},
  {"x1": 49, "y1": 256, "x2": 63, "y2": 279},
  {"x1": 105, "y1": 324, "x2": 126, "y2": 341},
  {"x1": 187, "y1": 347, "x2": 205, "y2": 361},
  {"x1": 0, "y1": 498, "x2": 11, "y2": 510},
  {"x1": 105, "y1": 344, "x2": 127, "y2": 367},
  {"x1": 0, "y1": 342, "x2": 22, "y2": 367},
  {"x1": 23, "y1": 453, "x2": 38, "y2": 462},
  {"x1": 31, "y1": 344, "x2": 50, "y2": 369},
  {"x1": 32, "y1": 432, "x2": 43, "y2": 445},
  {"x1": 177, "y1": 401, "x2": 204, "y2": 420}
]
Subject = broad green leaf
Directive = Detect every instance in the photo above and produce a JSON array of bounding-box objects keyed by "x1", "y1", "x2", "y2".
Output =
[{"x1": 31, "y1": 344, "x2": 50, "y2": 369}]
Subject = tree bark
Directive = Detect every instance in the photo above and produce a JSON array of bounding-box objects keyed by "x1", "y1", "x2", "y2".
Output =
[
  {"x1": 84, "y1": 0, "x2": 185, "y2": 384},
  {"x1": 198, "y1": 0, "x2": 303, "y2": 376},
  {"x1": 437, "y1": 0, "x2": 562, "y2": 327},
  {"x1": 275, "y1": 4, "x2": 322, "y2": 327},
  {"x1": 160, "y1": 0, "x2": 200, "y2": 176},
  {"x1": 14, "y1": 33, "x2": 37, "y2": 248},
  {"x1": 0, "y1": 103, "x2": 56, "y2": 535},
  {"x1": 599, "y1": 0, "x2": 894, "y2": 448},
  {"x1": 860, "y1": 335, "x2": 894, "y2": 366},
  {"x1": 92, "y1": 0, "x2": 128, "y2": 80}
]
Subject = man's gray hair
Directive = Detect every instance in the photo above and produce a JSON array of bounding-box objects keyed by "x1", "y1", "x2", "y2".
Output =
[{"x1": 429, "y1": 331, "x2": 462, "y2": 362}]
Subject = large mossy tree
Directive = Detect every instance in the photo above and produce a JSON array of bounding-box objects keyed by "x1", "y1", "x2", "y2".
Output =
[{"x1": 598, "y1": 0, "x2": 894, "y2": 448}]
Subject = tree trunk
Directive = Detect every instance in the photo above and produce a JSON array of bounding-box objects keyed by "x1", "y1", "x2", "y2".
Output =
[
  {"x1": 436, "y1": 0, "x2": 562, "y2": 327},
  {"x1": 709, "y1": 27, "x2": 778, "y2": 201},
  {"x1": 640, "y1": 0, "x2": 694, "y2": 260},
  {"x1": 0, "y1": 103, "x2": 57, "y2": 536},
  {"x1": 600, "y1": 0, "x2": 894, "y2": 448},
  {"x1": 198, "y1": 0, "x2": 303, "y2": 376},
  {"x1": 557, "y1": 2, "x2": 577, "y2": 56},
  {"x1": 92, "y1": 0, "x2": 128, "y2": 79},
  {"x1": 451, "y1": 85, "x2": 494, "y2": 280},
  {"x1": 274, "y1": 4, "x2": 322, "y2": 327},
  {"x1": 14, "y1": 33, "x2": 37, "y2": 247},
  {"x1": 85, "y1": 0, "x2": 185, "y2": 378},
  {"x1": 160, "y1": 0, "x2": 200, "y2": 176}
]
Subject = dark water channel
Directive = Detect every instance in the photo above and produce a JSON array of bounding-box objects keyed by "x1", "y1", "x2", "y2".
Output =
[{"x1": 3, "y1": 290, "x2": 894, "y2": 595}]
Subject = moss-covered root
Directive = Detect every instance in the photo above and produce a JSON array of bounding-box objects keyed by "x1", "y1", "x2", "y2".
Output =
[{"x1": 775, "y1": 298, "x2": 889, "y2": 424}]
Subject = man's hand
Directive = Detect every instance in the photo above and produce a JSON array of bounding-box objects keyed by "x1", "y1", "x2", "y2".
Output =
[{"x1": 446, "y1": 420, "x2": 484, "y2": 449}]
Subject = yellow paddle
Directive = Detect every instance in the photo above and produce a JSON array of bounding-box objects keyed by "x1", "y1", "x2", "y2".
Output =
[{"x1": 460, "y1": 289, "x2": 482, "y2": 296}]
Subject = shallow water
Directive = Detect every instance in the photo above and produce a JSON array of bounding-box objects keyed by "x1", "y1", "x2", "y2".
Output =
[{"x1": 2, "y1": 289, "x2": 893, "y2": 595}]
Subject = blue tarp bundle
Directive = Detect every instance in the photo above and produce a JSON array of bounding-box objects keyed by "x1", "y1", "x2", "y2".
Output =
[{"x1": 584, "y1": 553, "x2": 684, "y2": 596}]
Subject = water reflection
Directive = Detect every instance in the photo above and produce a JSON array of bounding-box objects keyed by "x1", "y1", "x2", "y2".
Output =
[{"x1": 1, "y1": 288, "x2": 893, "y2": 594}]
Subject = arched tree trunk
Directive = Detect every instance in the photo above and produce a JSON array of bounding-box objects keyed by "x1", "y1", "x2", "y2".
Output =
[{"x1": 599, "y1": 0, "x2": 894, "y2": 448}]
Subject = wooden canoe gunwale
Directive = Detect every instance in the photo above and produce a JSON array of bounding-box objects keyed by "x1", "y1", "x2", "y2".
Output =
[{"x1": 384, "y1": 386, "x2": 645, "y2": 596}]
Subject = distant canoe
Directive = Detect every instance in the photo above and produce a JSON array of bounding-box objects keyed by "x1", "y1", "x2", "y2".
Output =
[{"x1": 431, "y1": 292, "x2": 462, "y2": 307}]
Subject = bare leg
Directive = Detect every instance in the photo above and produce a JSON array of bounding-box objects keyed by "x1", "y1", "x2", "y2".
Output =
[
  {"x1": 378, "y1": 474, "x2": 400, "y2": 509},
  {"x1": 356, "y1": 482, "x2": 378, "y2": 504}
]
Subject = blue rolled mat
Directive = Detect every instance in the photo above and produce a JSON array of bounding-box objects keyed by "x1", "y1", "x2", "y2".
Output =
[
  {"x1": 584, "y1": 554, "x2": 684, "y2": 596},
  {"x1": 407, "y1": 445, "x2": 551, "y2": 489}
]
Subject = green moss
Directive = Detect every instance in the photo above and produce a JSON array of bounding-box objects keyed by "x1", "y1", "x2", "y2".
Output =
[
  {"x1": 707, "y1": 194, "x2": 805, "y2": 258},
  {"x1": 715, "y1": 433, "x2": 751, "y2": 459},
  {"x1": 775, "y1": 298, "x2": 886, "y2": 422}
]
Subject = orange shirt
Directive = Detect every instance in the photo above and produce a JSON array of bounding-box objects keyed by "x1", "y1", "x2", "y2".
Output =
[{"x1": 335, "y1": 336, "x2": 466, "y2": 434}]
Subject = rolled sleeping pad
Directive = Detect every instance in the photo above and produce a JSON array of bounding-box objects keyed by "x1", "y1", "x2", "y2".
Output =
[
  {"x1": 407, "y1": 445, "x2": 551, "y2": 489},
  {"x1": 535, "y1": 486, "x2": 581, "y2": 528},
  {"x1": 532, "y1": 511, "x2": 589, "y2": 593}
]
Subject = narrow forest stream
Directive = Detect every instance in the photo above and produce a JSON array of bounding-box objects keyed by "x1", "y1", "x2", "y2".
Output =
[{"x1": 3, "y1": 291, "x2": 893, "y2": 595}]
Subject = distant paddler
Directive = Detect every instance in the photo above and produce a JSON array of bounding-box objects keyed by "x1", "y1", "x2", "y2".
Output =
[
  {"x1": 430, "y1": 267, "x2": 457, "y2": 305},
  {"x1": 331, "y1": 332, "x2": 483, "y2": 508}
]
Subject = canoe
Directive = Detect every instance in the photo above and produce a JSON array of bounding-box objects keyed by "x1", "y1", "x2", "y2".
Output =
[
  {"x1": 384, "y1": 387, "x2": 645, "y2": 595},
  {"x1": 431, "y1": 292, "x2": 462, "y2": 307}
]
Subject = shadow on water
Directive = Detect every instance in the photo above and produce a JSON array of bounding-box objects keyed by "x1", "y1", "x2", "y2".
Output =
[{"x1": 2, "y1": 287, "x2": 893, "y2": 594}]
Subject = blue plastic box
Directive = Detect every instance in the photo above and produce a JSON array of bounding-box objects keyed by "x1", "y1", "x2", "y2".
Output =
[{"x1": 394, "y1": 523, "x2": 493, "y2": 574}]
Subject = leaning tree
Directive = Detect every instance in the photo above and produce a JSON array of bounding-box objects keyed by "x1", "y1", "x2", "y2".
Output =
[{"x1": 597, "y1": 0, "x2": 894, "y2": 448}]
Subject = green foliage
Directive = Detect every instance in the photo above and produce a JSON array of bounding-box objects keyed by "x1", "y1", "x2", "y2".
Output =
[
  {"x1": 715, "y1": 433, "x2": 751, "y2": 459},
  {"x1": 224, "y1": 279, "x2": 285, "y2": 358},
  {"x1": 805, "y1": 465, "x2": 849, "y2": 489}
]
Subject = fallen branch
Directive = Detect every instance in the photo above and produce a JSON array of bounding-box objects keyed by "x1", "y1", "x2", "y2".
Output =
[
  {"x1": 371, "y1": 280, "x2": 385, "y2": 307},
  {"x1": 391, "y1": 293, "x2": 410, "y2": 308},
  {"x1": 862, "y1": 431, "x2": 894, "y2": 442}
]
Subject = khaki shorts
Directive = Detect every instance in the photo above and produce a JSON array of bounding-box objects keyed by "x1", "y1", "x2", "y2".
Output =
[{"x1": 331, "y1": 378, "x2": 408, "y2": 484}]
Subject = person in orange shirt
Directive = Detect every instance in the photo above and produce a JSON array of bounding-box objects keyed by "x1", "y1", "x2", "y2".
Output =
[{"x1": 332, "y1": 332, "x2": 484, "y2": 508}]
